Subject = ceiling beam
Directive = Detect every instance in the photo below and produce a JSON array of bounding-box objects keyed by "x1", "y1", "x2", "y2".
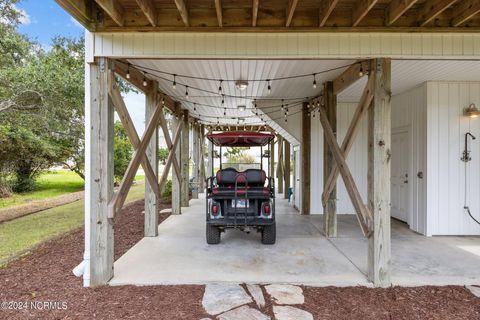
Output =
[
  {"x1": 174, "y1": 0, "x2": 190, "y2": 27},
  {"x1": 135, "y1": 0, "x2": 157, "y2": 27},
  {"x1": 285, "y1": 0, "x2": 299, "y2": 27},
  {"x1": 214, "y1": 0, "x2": 223, "y2": 27},
  {"x1": 319, "y1": 0, "x2": 339, "y2": 27},
  {"x1": 55, "y1": 0, "x2": 94, "y2": 29},
  {"x1": 417, "y1": 0, "x2": 458, "y2": 27},
  {"x1": 388, "y1": 0, "x2": 418, "y2": 25},
  {"x1": 94, "y1": 0, "x2": 124, "y2": 26},
  {"x1": 252, "y1": 0, "x2": 259, "y2": 27},
  {"x1": 352, "y1": 0, "x2": 378, "y2": 27},
  {"x1": 333, "y1": 60, "x2": 370, "y2": 95},
  {"x1": 451, "y1": 0, "x2": 480, "y2": 27}
]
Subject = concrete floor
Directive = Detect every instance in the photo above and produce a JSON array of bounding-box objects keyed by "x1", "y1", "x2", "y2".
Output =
[{"x1": 110, "y1": 194, "x2": 480, "y2": 287}]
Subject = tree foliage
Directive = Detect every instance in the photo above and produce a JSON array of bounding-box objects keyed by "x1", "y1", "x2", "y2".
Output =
[{"x1": 113, "y1": 122, "x2": 133, "y2": 184}]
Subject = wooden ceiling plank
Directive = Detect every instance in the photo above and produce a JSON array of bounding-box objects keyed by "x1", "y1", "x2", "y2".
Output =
[
  {"x1": 55, "y1": 0, "x2": 94, "y2": 28},
  {"x1": 214, "y1": 0, "x2": 223, "y2": 27},
  {"x1": 451, "y1": 0, "x2": 480, "y2": 27},
  {"x1": 352, "y1": 0, "x2": 379, "y2": 27},
  {"x1": 252, "y1": 0, "x2": 259, "y2": 27},
  {"x1": 94, "y1": 0, "x2": 124, "y2": 26},
  {"x1": 319, "y1": 0, "x2": 339, "y2": 27},
  {"x1": 417, "y1": 0, "x2": 458, "y2": 27},
  {"x1": 174, "y1": 0, "x2": 190, "y2": 27},
  {"x1": 286, "y1": 0, "x2": 299, "y2": 27},
  {"x1": 388, "y1": 0, "x2": 418, "y2": 25},
  {"x1": 135, "y1": 0, "x2": 157, "y2": 27}
]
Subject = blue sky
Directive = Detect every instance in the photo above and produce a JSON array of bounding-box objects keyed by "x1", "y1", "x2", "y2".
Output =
[{"x1": 16, "y1": 0, "x2": 85, "y2": 48}]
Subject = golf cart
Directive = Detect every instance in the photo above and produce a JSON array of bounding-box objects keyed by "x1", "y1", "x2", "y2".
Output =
[{"x1": 205, "y1": 131, "x2": 276, "y2": 245}]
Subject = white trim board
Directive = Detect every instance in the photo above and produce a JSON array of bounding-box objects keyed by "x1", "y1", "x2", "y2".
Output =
[{"x1": 89, "y1": 32, "x2": 480, "y2": 60}]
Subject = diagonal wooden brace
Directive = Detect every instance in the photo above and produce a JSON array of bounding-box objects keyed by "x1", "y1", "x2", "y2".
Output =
[
  {"x1": 108, "y1": 100, "x2": 164, "y2": 219},
  {"x1": 318, "y1": 105, "x2": 372, "y2": 237},
  {"x1": 322, "y1": 75, "x2": 374, "y2": 207},
  {"x1": 158, "y1": 117, "x2": 182, "y2": 192},
  {"x1": 158, "y1": 101, "x2": 183, "y2": 185},
  {"x1": 108, "y1": 82, "x2": 161, "y2": 201}
]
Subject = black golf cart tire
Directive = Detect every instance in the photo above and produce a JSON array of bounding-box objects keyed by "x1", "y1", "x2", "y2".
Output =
[
  {"x1": 206, "y1": 224, "x2": 221, "y2": 244},
  {"x1": 261, "y1": 223, "x2": 276, "y2": 245}
]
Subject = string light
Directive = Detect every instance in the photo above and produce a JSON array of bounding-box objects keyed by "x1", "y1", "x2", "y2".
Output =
[
  {"x1": 359, "y1": 65, "x2": 364, "y2": 77},
  {"x1": 221, "y1": 95, "x2": 225, "y2": 105},
  {"x1": 126, "y1": 64, "x2": 131, "y2": 79},
  {"x1": 172, "y1": 74, "x2": 177, "y2": 89},
  {"x1": 267, "y1": 80, "x2": 271, "y2": 94},
  {"x1": 193, "y1": 103, "x2": 197, "y2": 112},
  {"x1": 185, "y1": 86, "x2": 189, "y2": 99},
  {"x1": 223, "y1": 108, "x2": 226, "y2": 116},
  {"x1": 281, "y1": 99, "x2": 284, "y2": 111},
  {"x1": 313, "y1": 74, "x2": 317, "y2": 89},
  {"x1": 162, "y1": 97, "x2": 165, "y2": 106},
  {"x1": 218, "y1": 80, "x2": 223, "y2": 94},
  {"x1": 143, "y1": 73, "x2": 148, "y2": 87}
]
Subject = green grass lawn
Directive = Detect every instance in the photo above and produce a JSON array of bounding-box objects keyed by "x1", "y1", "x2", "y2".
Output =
[
  {"x1": 0, "y1": 170, "x2": 85, "y2": 209},
  {"x1": 0, "y1": 182, "x2": 145, "y2": 264}
]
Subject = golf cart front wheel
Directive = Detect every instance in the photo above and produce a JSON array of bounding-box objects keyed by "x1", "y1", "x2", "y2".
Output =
[
  {"x1": 261, "y1": 224, "x2": 276, "y2": 245},
  {"x1": 206, "y1": 224, "x2": 221, "y2": 244}
]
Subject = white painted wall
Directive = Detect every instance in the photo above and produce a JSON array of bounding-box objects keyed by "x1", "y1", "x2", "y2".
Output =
[{"x1": 426, "y1": 81, "x2": 480, "y2": 236}]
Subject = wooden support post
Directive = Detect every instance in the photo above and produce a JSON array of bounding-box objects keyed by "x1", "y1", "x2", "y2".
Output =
[
  {"x1": 172, "y1": 107, "x2": 182, "y2": 215},
  {"x1": 208, "y1": 135, "x2": 214, "y2": 178},
  {"x1": 301, "y1": 102, "x2": 311, "y2": 215},
  {"x1": 269, "y1": 138, "x2": 275, "y2": 184},
  {"x1": 192, "y1": 124, "x2": 199, "y2": 199},
  {"x1": 284, "y1": 140, "x2": 291, "y2": 200},
  {"x1": 323, "y1": 81, "x2": 337, "y2": 238},
  {"x1": 277, "y1": 135, "x2": 284, "y2": 194},
  {"x1": 181, "y1": 110, "x2": 190, "y2": 207},
  {"x1": 87, "y1": 58, "x2": 114, "y2": 286},
  {"x1": 199, "y1": 125, "x2": 206, "y2": 193},
  {"x1": 368, "y1": 58, "x2": 392, "y2": 287},
  {"x1": 144, "y1": 83, "x2": 159, "y2": 237}
]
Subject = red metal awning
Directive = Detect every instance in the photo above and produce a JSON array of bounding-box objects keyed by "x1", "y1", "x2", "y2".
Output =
[{"x1": 207, "y1": 131, "x2": 275, "y2": 147}]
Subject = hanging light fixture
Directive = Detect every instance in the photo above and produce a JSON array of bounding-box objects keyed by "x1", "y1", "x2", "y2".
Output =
[
  {"x1": 267, "y1": 80, "x2": 271, "y2": 94},
  {"x1": 235, "y1": 80, "x2": 249, "y2": 91},
  {"x1": 172, "y1": 74, "x2": 177, "y2": 89},
  {"x1": 218, "y1": 80, "x2": 223, "y2": 94},
  {"x1": 143, "y1": 73, "x2": 148, "y2": 87},
  {"x1": 185, "y1": 86, "x2": 189, "y2": 99},
  {"x1": 312, "y1": 74, "x2": 317, "y2": 89},
  {"x1": 464, "y1": 103, "x2": 480, "y2": 118}
]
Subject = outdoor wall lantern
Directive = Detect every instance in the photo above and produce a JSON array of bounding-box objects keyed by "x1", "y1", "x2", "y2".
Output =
[{"x1": 464, "y1": 103, "x2": 480, "y2": 118}]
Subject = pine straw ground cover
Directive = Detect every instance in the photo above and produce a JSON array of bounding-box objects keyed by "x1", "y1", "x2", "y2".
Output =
[{"x1": 1, "y1": 199, "x2": 479, "y2": 319}]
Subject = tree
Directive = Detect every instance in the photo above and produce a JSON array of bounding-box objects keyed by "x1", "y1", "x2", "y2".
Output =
[
  {"x1": 158, "y1": 147, "x2": 169, "y2": 165},
  {"x1": 113, "y1": 122, "x2": 133, "y2": 184},
  {"x1": 224, "y1": 147, "x2": 256, "y2": 164}
]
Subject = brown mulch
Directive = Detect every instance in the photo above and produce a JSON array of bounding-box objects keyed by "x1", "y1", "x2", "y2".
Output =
[
  {"x1": 0, "y1": 200, "x2": 208, "y2": 320},
  {"x1": 1, "y1": 200, "x2": 480, "y2": 320},
  {"x1": 0, "y1": 190, "x2": 84, "y2": 223}
]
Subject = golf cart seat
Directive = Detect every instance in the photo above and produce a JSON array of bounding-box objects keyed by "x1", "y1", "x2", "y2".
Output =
[{"x1": 213, "y1": 168, "x2": 269, "y2": 196}]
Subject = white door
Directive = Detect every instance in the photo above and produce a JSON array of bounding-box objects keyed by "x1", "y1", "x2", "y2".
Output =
[{"x1": 391, "y1": 131, "x2": 410, "y2": 222}]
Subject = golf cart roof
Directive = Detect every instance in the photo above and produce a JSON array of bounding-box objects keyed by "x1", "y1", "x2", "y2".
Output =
[{"x1": 207, "y1": 131, "x2": 275, "y2": 147}]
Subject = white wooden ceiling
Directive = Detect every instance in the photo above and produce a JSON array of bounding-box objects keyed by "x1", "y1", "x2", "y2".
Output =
[{"x1": 130, "y1": 59, "x2": 480, "y2": 127}]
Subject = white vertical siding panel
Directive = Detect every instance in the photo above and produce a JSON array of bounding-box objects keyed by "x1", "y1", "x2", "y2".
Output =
[{"x1": 426, "y1": 81, "x2": 480, "y2": 235}]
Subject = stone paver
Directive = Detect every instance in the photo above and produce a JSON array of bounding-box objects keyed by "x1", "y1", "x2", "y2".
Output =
[
  {"x1": 217, "y1": 306, "x2": 270, "y2": 320},
  {"x1": 273, "y1": 306, "x2": 313, "y2": 320},
  {"x1": 246, "y1": 284, "x2": 266, "y2": 308},
  {"x1": 466, "y1": 285, "x2": 480, "y2": 298},
  {"x1": 202, "y1": 283, "x2": 252, "y2": 315},
  {"x1": 265, "y1": 284, "x2": 304, "y2": 305}
]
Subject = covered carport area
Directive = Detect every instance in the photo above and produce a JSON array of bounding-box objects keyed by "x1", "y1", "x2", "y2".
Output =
[{"x1": 56, "y1": 0, "x2": 480, "y2": 289}]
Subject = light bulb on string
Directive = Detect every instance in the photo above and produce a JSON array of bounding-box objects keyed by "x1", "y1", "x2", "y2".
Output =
[
  {"x1": 267, "y1": 80, "x2": 271, "y2": 94},
  {"x1": 185, "y1": 86, "x2": 189, "y2": 99},
  {"x1": 286, "y1": 105, "x2": 289, "y2": 115},
  {"x1": 224, "y1": 108, "x2": 226, "y2": 116},
  {"x1": 221, "y1": 95, "x2": 225, "y2": 105},
  {"x1": 143, "y1": 73, "x2": 148, "y2": 87},
  {"x1": 218, "y1": 80, "x2": 223, "y2": 94},
  {"x1": 359, "y1": 65, "x2": 364, "y2": 77},
  {"x1": 172, "y1": 74, "x2": 177, "y2": 89},
  {"x1": 126, "y1": 64, "x2": 131, "y2": 79},
  {"x1": 281, "y1": 99, "x2": 284, "y2": 111},
  {"x1": 193, "y1": 103, "x2": 197, "y2": 112},
  {"x1": 313, "y1": 74, "x2": 317, "y2": 89},
  {"x1": 162, "y1": 97, "x2": 165, "y2": 106}
]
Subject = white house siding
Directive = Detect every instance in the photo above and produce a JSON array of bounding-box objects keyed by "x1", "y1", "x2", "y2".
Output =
[
  {"x1": 90, "y1": 32, "x2": 480, "y2": 60},
  {"x1": 391, "y1": 85, "x2": 428, "y2": 235},
  {"x1": 427, "y1": 82, "x2": 480, "y2": 236}
]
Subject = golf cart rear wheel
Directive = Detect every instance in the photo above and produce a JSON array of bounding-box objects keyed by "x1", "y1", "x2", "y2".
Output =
[
  {"x1": 206, "y1": 224, "x2": 221, "y2": 244},
  {"x1": 261, "y1": 223, "x2": 276, "y2": 245}
]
